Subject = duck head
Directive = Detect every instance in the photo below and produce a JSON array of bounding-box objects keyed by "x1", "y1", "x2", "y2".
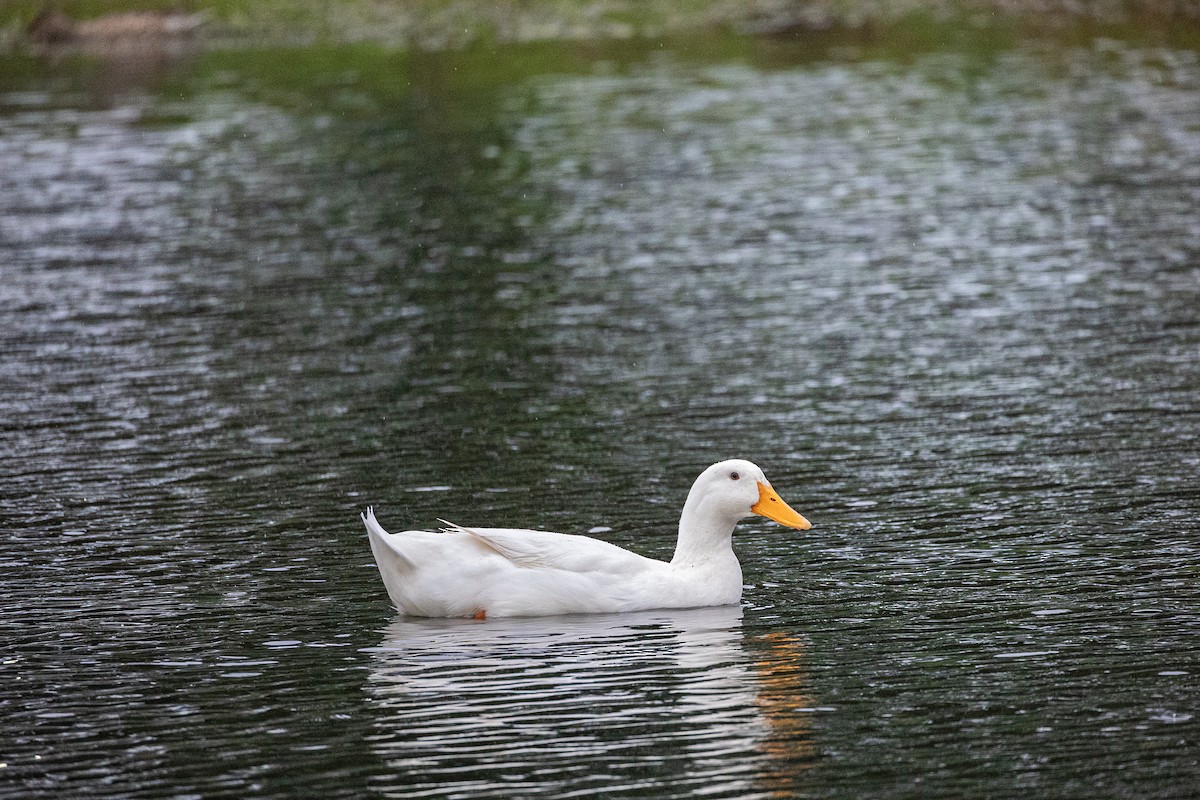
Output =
[
  {"x1": 686, "y1": 459, "x2": 811, "y2": 531},
  {"x1": 672, "y1": 458, "x2": 811, "y2": 567}
]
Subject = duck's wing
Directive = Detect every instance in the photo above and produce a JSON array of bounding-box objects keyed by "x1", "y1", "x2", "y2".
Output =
[{"x1": 438, "y1": 520, "x2": 656, "y2": 574}]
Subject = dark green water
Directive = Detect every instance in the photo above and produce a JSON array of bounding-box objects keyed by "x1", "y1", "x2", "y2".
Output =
[{"x1": 2, "y1": 29, "x2": 1198, "y2": 799}]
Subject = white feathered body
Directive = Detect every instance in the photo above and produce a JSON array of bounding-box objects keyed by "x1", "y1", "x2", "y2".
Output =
[{"x1": 363, "y1": 510, "x2": 743, "y2": 618}]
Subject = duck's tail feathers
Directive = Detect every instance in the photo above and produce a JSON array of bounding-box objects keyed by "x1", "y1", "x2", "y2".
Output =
[
  {"x1": 362, "y1": 506, "x2": 416, "y2": 570},
  {"x1": 361, "y1": 505, "x2": 385, "y2": 536}
]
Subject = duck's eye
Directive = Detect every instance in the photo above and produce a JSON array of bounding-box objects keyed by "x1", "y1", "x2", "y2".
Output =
[{"x1": 730, "y1": 471, "x2": 740, "y2": 481}]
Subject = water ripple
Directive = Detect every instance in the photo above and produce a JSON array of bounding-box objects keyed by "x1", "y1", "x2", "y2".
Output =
[{"x1": 2, "y1": 35, "x2": 1198, "y2": 800}]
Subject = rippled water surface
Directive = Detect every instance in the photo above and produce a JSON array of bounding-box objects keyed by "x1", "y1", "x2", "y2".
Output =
[{"x1": 2, "y1": 30, "x2": 1199, "y2": 799}]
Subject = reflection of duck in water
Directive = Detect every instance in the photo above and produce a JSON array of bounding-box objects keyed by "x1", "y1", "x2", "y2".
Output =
[
  {"x1": 363, "y1": 459, "x2": 812, "y2": 618},
  {"x1": 752, "y1": 631, "x2": 819, "y2": 794},
  {"x1": 366, "y1": 607, "x2": 817, "y2": 798},
  {"x1": 26, "y1": 8, "x2": 206, "y2": 45}
]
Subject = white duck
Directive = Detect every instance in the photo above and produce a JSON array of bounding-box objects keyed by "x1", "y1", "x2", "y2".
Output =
[{"x1": 362, "y1": 459, "x2": 812, "y2": 619}]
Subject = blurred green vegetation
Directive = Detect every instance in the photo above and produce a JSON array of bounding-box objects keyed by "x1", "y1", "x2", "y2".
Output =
[{"x1": 2, "y1": 0, "x2": 1198, "y2": 53}]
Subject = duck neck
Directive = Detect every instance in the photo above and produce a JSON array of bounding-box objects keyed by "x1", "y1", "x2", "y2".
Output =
[{"x1": 671, "y1": 493, "x2": 740, "y2": 567}]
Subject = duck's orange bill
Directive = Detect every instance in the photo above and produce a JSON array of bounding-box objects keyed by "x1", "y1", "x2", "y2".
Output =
[{"x1": 752, "y1": 481, "x2": 812, "y2": 530}]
